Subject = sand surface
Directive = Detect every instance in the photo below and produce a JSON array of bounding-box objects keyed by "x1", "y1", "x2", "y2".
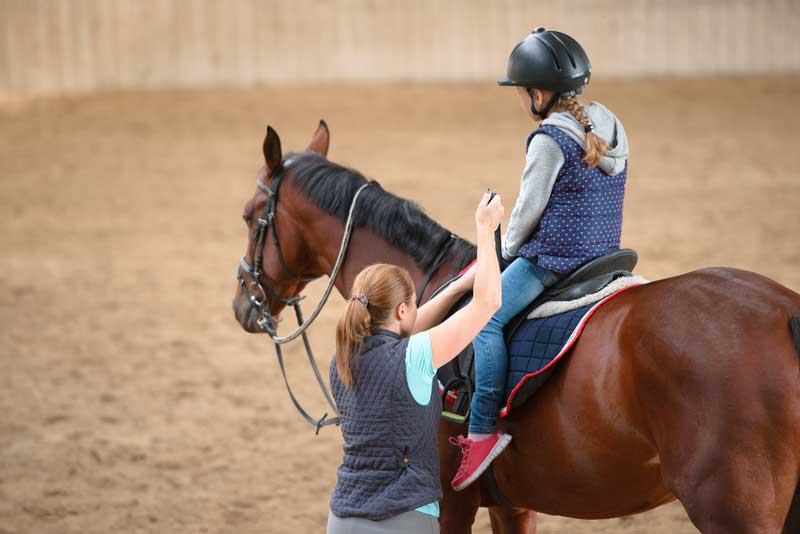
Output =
[{"x1": 2, "y1": 77, "x2": 799, "y2": 533}]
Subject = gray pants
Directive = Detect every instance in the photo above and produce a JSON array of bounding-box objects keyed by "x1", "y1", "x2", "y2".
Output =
[{"x1": 326, "y1": 509, "x2": 439, "y2": 534}]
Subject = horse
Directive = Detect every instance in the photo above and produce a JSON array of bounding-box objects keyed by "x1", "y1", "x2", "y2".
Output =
[{"x1": 232, "y1": 121, "x2": 800, "y2": 534}]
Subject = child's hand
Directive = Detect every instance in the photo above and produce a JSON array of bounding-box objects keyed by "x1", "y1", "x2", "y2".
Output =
[{"x1": 475, "y1": 190, "x2": 504, "y2": 233}]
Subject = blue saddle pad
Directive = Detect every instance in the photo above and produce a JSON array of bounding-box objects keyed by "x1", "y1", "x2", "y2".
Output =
[{"x1": 499, "y1": 303, "x2": 594, "y2": 416}]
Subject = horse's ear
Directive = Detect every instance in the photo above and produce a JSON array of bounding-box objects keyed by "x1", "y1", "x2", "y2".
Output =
[
  {"x1": 263, "y1": 125, "x2": 283, "y2": 174},
  {"x1": 306, "y1": 119, "x2": 330, "y2": 157}
]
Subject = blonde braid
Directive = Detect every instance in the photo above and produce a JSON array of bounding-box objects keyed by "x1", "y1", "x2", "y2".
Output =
[{"x1": 556, "y1": 96, "x2": 609, "y2": 168}]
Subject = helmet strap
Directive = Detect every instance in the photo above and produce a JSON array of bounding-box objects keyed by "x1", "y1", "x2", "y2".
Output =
[{"x1": 529, "y1": 90, "x2": 559, "y2": 119}]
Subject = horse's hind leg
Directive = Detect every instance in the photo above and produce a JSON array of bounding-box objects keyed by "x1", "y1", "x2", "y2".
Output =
[
  {"x1": 657, "y1": 385, "x2": 799, "y2": 533},
  {"x1": 679, "y1": 461, "x2": 797, "y2": 533},
  {"x1": 658, "y1": 381, "x2": 799, "y2": 534},
  {"x1": 634, "y1": 305, "x2": 800, "y2": 533},
  {"x1": 671, "y1": 458, "x2": 797, "y2": 534},
  {"x1": 488, "y1": 507, "x2": 537, "y2": 534}
]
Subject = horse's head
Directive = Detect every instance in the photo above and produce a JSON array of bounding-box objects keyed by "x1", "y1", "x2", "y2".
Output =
[{"x1": 232, "y1": 121, "x2": 331, "y2": 333}]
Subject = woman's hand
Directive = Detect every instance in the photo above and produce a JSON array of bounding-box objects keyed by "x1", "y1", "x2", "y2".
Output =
[
  {"x1": 450, "y1": 263, "x2": 476, "y2": 294},
  {"x1": 412, "y1": 262, "x2": 475, "y2": 334},
  {"x1": 475, "y1": 190, "x2": 504, "y2": 234}
]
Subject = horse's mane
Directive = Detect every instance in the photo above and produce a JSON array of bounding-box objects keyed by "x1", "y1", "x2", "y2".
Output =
[{"x1": 286, "y1": 151, "x2": 476, "y2": 274}]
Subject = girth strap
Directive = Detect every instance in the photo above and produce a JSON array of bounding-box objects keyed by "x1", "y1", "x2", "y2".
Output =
[{"x1": 481, "y1": 463, "x2": 519, "y2": 509}]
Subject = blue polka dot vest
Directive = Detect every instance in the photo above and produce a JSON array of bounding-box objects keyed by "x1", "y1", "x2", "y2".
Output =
[{"x1": 517, "y1": 124, "x2": 627, "y2": 274}]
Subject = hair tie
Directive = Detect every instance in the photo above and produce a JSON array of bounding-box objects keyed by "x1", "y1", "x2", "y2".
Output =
[
  {"x1": 351, "y1": 294, "x2": 368, "y2": 307},
  {"x1": 584, "y1": 122, "x2": 595, "y2": 134}
]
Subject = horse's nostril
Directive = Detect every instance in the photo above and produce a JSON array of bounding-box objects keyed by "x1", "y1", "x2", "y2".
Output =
[{"x1": 233, "y1": 296, "x2": 251, "y2": 326}]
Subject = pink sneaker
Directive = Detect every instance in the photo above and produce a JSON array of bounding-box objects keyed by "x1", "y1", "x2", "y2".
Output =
[{"x1": 449, "y1": 431, "x2": 512, "y2": 491}]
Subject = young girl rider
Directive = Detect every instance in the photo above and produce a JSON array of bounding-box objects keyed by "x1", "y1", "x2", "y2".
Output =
[
  {"x1": 449, "y1": 27, "x2": 630, "y2": 491},
  {"x1": 327, "y1": 191, "x2": 503, "y2": 534}
]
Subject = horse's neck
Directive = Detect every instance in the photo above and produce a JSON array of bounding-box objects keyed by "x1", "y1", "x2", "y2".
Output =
[
  {"x1": 334, "y1": 227, "x2": 427, "y2": 295},
  {"x1": 337, "y1": 228, "x2": 468, "y2": 310},
  {"x1": 299, "y1": 194, "x2": 465, "y2": 303}
]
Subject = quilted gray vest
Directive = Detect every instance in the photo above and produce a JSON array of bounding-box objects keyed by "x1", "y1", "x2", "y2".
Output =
[{"x1": 329, "y1": 329, "x2": 442, "y2": 521}]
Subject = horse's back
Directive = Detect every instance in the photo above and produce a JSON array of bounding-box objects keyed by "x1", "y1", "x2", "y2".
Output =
[
  {"x1": 495, "y1": 266, "x2": 800, "y2": 518},
  {"x1": 634, "y1": 266, "x2": 800, "y2": 322},
  {"x1": 621, "y1": 267, "x2": 800, "y2": 397},
  {"x1": 602, "y1": 267, "x2": 800, "y2": 439}
]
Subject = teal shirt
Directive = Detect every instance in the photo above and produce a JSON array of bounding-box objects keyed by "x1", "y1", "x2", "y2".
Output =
[{"x1": 404, "y1": 331, "x2": 440, "y2": 518}]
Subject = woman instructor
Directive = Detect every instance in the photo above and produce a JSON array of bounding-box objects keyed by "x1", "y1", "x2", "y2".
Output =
[{"x1": 326, "y1": 190, "x2": 504, "y2": 533}]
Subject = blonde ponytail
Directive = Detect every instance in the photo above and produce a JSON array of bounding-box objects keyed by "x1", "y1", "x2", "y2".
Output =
[
  {"x1": 335, "y1": 264, "x2": 415, "y2": 388},
  {"x1": 557, "y1": 96, "x2": 609, "y2": 168},
  {"x1": 335, "y1": 297, "x2": 372, "y2": 387}
]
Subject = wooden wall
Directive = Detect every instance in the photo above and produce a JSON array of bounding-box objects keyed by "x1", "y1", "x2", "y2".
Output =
[{"x1": 1, "y1": 0, "x2": 799, "y2": 96}]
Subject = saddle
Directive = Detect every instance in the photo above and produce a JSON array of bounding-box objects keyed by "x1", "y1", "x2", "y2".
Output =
[{"x1": 437, "y1": 248, "x2": 638, "y2": 423}]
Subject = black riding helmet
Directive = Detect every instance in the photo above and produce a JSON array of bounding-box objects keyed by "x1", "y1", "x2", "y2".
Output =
[{"x1": 499, "y1": 27, "x2": 591, "y2": 118}]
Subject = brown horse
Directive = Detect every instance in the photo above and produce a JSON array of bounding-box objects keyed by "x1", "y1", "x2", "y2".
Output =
[{"x1": 232, "y1": 121, "x2": 800, "y2": 534}]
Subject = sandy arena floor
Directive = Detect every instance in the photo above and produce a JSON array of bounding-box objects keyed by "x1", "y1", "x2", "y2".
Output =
[{"x1": 2, "y1": 77, "x2": 799, "y2": 533}]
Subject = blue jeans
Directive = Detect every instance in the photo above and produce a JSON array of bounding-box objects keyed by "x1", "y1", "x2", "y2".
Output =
[{"x1": 468, "y1": 257, "x2": 561, "y2": 434}]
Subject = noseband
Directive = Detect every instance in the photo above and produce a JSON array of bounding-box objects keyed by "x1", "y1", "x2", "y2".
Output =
[{"x1": 237, "y1": 161, "x2": 318, "y2": 336}]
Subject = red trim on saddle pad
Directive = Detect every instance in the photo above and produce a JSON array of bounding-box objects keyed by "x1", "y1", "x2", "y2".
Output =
[{"x1": 498, "y1": 283, "x2": 642, "y2": 418}]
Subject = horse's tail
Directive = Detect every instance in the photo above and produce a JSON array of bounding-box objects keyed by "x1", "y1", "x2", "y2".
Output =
[{"x1": 784, "y1": 317, "x2": 800, "y2": 533}]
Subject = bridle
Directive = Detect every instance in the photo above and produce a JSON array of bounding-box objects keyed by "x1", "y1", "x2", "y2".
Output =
[
  {"x1": 237, "y1": 160, "x2": 318, "y2": 337},
  {"x1": 237, "y1": 159, "x2": 373, "y2": 433},
  {"x1": 236, "y1": 159, "x2": 456, "y2": 434}
]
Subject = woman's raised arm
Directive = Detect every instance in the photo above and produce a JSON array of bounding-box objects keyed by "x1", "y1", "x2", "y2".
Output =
[{"x1": 428, "y1": 191, "x2": 503, "y2": 368}]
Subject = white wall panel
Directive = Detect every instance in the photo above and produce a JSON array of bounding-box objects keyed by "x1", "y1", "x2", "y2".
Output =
[{"x1": 1, "y1": 0, "x2": 798, "y2": 96}]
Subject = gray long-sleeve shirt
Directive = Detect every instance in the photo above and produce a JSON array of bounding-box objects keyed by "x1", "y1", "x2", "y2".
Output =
[
  {"x1": 501, "y1": 135, "x2": 563, "y2": 260},
  {"x1": 501, "y1": 102, "x2": 629, "y2": 260}
]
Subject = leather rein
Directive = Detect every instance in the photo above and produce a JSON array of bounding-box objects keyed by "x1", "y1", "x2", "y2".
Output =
[{"x1": 237, "y1": 160, "x2": 457, "y2": 433}]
